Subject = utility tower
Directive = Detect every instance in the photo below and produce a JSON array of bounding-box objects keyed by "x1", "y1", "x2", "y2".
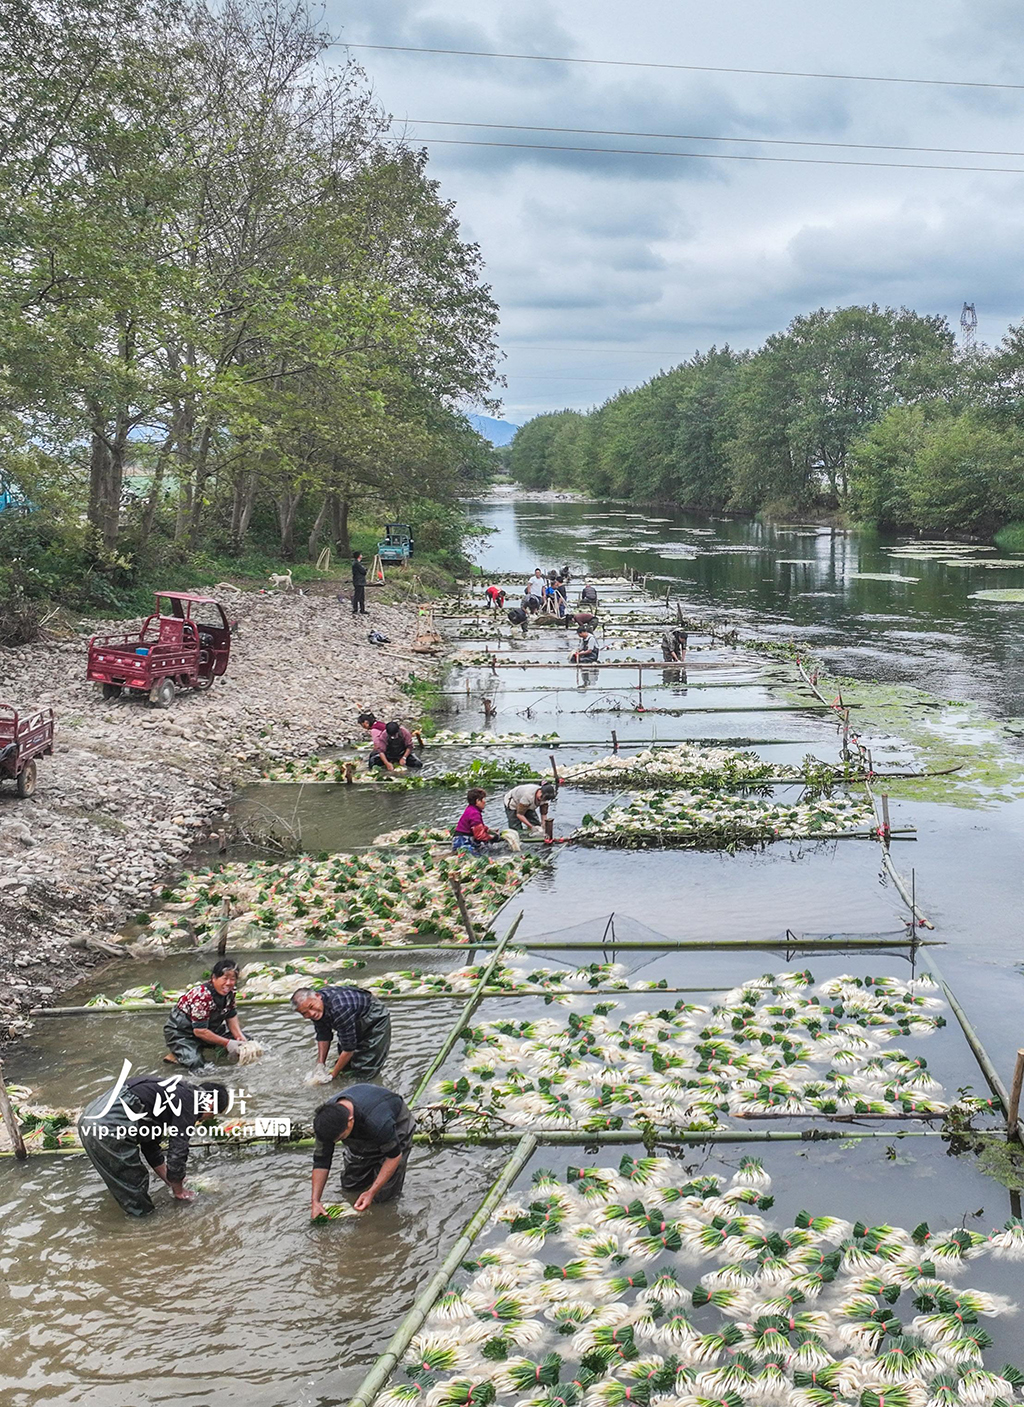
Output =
[{"x1": 960, "y1": 302, "x2": 978, "y2": 354}]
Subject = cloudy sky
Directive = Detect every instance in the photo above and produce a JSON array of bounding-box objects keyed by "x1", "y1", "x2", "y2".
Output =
[{"x1": 331, "y1": 1, "x2": 1024, "y2": 425}]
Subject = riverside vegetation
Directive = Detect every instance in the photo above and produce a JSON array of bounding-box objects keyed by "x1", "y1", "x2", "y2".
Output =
[
  {"x1": 0, "y1": 0, "x2": 501, "y2": 635},
  {"x1": 509, "y1": 305, "x2": 1024, "y2": 538}
]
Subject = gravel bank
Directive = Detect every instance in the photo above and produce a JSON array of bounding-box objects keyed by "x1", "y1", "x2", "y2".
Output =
[{"x1": 0, "y1": 589, "x2": 428, "y2": 1040}]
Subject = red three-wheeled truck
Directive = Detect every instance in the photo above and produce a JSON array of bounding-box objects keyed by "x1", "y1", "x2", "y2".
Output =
[{"x1": 86, "y1": 592, "x2": 233, "y2": 707}]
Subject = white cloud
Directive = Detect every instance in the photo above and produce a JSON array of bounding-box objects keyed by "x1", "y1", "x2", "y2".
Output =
[{"x1": 333, "y1": 0, "x2": 1024, "y2": 420}]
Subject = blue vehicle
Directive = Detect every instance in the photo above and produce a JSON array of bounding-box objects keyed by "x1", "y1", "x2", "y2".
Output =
[{"x1": 377, "y1": 523, "x2": 414, "y2": 564}]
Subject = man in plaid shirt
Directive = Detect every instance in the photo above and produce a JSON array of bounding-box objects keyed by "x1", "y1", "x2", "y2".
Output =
[{"x1": 290, "y1": 984, "x2": 392, "y2": 1081}]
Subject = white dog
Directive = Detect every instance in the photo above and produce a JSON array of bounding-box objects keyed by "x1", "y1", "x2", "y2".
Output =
[{"x1": 269, "y1": 569, "x2": 293, "y2": 591}]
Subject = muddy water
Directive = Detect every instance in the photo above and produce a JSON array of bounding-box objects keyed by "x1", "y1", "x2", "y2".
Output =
[{"x1": 4, "y1": 499, "x2": 1024, "y2": 1405}]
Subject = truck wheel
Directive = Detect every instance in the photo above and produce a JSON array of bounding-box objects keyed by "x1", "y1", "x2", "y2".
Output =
[
  {"x1": 150, "y1": 679, "x2": 175, "y2": 709},
  {"x1": 101, "y1": 683, "x2": 122, "y2": 700},
  {"x1": 16, "y1": 761, "x2": 37, "y2": 798},
  {"x1": 194, "y1": 675, "x2": 213, "y2": 691}
]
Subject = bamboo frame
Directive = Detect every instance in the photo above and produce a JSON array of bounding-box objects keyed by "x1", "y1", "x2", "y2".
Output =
[
  {"x1": 346, "y1": 1133, "x2": 539, "y2": 1407},
  {"x1": 409, "y1": 911, "x2": 524, "y2": 1107}
]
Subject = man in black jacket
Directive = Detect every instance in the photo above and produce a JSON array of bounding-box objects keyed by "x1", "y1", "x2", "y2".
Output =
[
  {"x1": 351, "y1": 551, "x2": 367, "y2": 615},
  {"x1": 78, "y1": 1073, "x2": 229, "y2": 1216},
  {"x1": 310, "y1": 1085, "x2": 415, "y2": 1215}
]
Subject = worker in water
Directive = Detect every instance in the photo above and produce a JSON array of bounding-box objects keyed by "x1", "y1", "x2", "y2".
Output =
[
  {"x1": 525, "y1": 568, "x2": 545, "y2": 603},
  {"x1": 565, "y1": 609, "x2": 599, "y2": 632},
  {"x1": 661, "y1": 627, "x2": 688, "y2": 662},
  {"x1": 504, "y1": 779, "x2": 556, "y2": 834},
  {"x1": 507, "y1": 604, "x2": 529, "y2": 634},
  {"x1": 310, "y1": 1084, "x2": 415, "y2": 1216},
  {"x1": 359, "y1": 713, "x2": 423, "y2": 771},
  {"x1": 163, "y1": 958, "x2": 249, "y2": 1069},
  {"x1": 484, "y1": 584, "x2": 506, "y2": 609},
  {"x1": 579, "y1": 580, "x2": 598, "y2": 606},
  {"x1": 351, "y1": 551, "x2": 367, "y2": 615},
  {"x1": 571, "y1": 629, "x2": 600, "y2": 664},
  {"x1": 78, "y1": 1073, "x2": 229, "y2": 1217},
  {"x1": 452, "y1": 785, "x2": 501, "y2": 854},
  {"x1": 522, "y1": 590, "x2": 541, "y2": 615},
  {"x1": 290, "y1": 984, "x2": 392, "y2": 1080}
]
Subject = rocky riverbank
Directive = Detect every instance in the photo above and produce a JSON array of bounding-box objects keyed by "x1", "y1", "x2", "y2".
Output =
[{"x1": 0, "y1": 588, "x2": 429, "y2": 1041}]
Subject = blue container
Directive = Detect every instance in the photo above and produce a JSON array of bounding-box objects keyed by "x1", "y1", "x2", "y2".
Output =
[{"x1": 135, "y1": 647, "x2": 149, "y2": 656}]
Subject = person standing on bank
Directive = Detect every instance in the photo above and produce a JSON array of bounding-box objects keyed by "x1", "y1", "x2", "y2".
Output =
[
  {"x1": 351, "y1": 551, "x2": 368, "y2": 615},
  {"x1": 291, "y1": 984, "x2": 392, "y2": 1080},
  {"x1": 78, "y1": 1074, "x2": 229, "y2": 1217},
  {"x1": 163, "y1": 959, "x2": 248, "y2": 1070},
  {"x1": 310, "y1": 1084, "x2": 415, "y2": 1215}
]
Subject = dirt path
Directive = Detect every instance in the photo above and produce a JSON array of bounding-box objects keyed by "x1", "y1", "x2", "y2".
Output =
[{"x1": 0, "y1": 589, "x2": 427, "y2": 1040}]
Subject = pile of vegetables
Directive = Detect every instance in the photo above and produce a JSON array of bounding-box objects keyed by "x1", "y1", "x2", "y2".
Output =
[
  {"x1": 559, "y1": 743, "x2": 794, "y2": 790},
  {"x1": 432, "y1": 970, "x2": 955, "y2": 1133},
  {"x1": 384, "y1": 1157, "x2": 1024, "y2": 1407},
  {"x1": 82, "y1": 956, "x2": 671, "y2": 1008},
  {"x1": 261, "y1": 756, "x2": 541, "y2": 788},
  {"x1": 575, "y1": 788, "x2": 877, "y2": 848},
  {"x1": 144, "y1": 851, "x2": 543, "y2": 950}
]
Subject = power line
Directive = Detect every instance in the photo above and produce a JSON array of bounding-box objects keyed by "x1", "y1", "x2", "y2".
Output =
[
  {"x1": 408, "y1": 117, "x2": 1024, "y2": 162},
  {"x1": 416, "y1": 135, "x2": 1024, "y2": 175},
  {"x1": 344, "y1": 41, "x2": 1024, "y2": 94}
]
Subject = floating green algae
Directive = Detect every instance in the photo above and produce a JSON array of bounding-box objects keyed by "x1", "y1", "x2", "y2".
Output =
[
  {"x1": 848, "y1": 572, "x2": 918, "y2": 582},
  {"x1": 970, "y1": 588, "x2": 1024, "y2": 602},
  {"x1": 759, "y1": 650, "x2": 1024, "y2": 808}
]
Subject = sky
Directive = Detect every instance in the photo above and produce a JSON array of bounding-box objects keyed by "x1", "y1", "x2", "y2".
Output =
[{"x1": 331, "y1": 1, "x2": 1024, "y2": 425}]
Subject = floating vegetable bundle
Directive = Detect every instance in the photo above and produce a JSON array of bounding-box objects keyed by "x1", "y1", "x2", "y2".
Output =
[
  {"x1": 558, "y1": 744, "x2": 795, "y2": 790},
  {"x1": 262, "y1": 756, "x2": 542, "y2": 788},
  {"x1": 147, "y1": 852, "x2": 542, "y2": 950},
  {"x1": 575, "y1": 789, "x2": 877, "y2": 849},
  {"x1": 432, "y1": 970, "x2": 955, "y2": 1133},
  {"x1": 386, "y1": 1159, "x2": 1024, "y2": 1407},
  {"x1": 85, "y1": 957, "x2": 671, "y2": 1009}
]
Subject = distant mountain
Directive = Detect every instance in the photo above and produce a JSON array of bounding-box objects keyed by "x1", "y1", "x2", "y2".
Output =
[{"x1": 467, "y1": 413, "x2": 520, "y2": 446}]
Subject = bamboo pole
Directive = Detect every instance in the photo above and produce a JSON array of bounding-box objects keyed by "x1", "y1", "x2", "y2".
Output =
[
  {"x1": 447, "y1": 875, "x2": 478, "y2": 946},
  {"x1": 0, "y1": 1057, "x2": 28, "y2": 1159},
  {"x1": 0, "y1": 1125, "x2": 949, "y2": 1161},
  {"x1": 916, "y1": 949, "x2": 1022, "y2": 1138},
  {"x1": 409, "y1": 911, "x2": 524, "y2": 1107},
  {"x1": 215, "y1": 899, "x2": 232, "y2": 957},
  {"x1": 346, "y1": 1133, "x2": 539, "y2": 1407},
  {"x1": 1009, "y1": 1050, "x2": 1024, "y2": 1140}
]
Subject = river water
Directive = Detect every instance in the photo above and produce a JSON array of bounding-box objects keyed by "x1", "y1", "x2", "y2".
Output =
[{"x1": 3, "y1": 495, "x2": 1024, "y2": 1406}]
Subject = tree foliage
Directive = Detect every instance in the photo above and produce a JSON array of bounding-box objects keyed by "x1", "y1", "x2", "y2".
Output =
[
  {"x1": 0, "y1": 0, "x2": 500, "y2": 594},
  {"x1": 507, "y1": 304, "x2": 1024, "y2": 534}
]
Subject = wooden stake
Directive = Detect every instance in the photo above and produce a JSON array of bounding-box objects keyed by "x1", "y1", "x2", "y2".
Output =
[
  {"x1": 1008, "y1": 1049, "x2": 1024, "y2": 1138},
  {"x1": 549, "y1": 753, "x2": 560, "y2": 789},
  {"x1": 344, "y1": 761, "x2": 356, "y2": 785},
  {"x1": 216, "y1": 899, "x2": 232, "y2": 956},
  {"x1": 611, "y1": 729, "x2": 619, "y2": 752},
  {"x1": 676, "y1": 600, "x2": 684, "y2": 625},
  {"x1": 0, "y1": 1057, "x2": 28, "y2": 1159},
  {"x1": 881, "y1": 793, "x2": 891, "y2": 840},
  {"x1": 447, "y1": 875, "x2": 477, "y2": 945}
]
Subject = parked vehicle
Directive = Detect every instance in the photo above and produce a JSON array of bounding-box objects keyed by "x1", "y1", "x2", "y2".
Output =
[
  {"x1": 377, "y1": 523, "x2": 414, "y2": 564},
  {"x1": 0, "y1": 703, "x2": 54, "y2": 797},
  {"x1": 87, "y1": 592, "x2": 232, "y2": 707}
]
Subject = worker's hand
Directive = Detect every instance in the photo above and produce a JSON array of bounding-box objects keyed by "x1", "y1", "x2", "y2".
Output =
[
  {"x1": 311, "y1": 1200, "x2": 328, "y2": 1221},
  {"x1": 173, "y1": 1187, "x2": 197, "y2": 1202},
  {"x1": 384, "y1": 760, "x2": 394, "y2": 772},
  {"x1": 353, "y1": 1190, "x2": 375, "y2": 1212},
  {"x1": 226, "y1": 1039, "x2": 241, "y2": 1057}
]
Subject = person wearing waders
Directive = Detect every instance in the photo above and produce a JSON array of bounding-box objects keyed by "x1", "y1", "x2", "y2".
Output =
[
  {"x1": 369, "y1": 719, "x2": 423, "y2": 771},
  {"x1": 579, "y1": 580, "x2": 598, "y2": 607},
  {"x1": 163, "y1": 958, "x2": 249, "y2": 1069},
  {"x1": 291, "y1": 985, "x2": 392, "y2": 1082},
  {"x1": 351, "y1": 550, "x2": 368, "y2": 615},
  {"x1": 504, "y1": 780, "x2": 556, "y2": 833},
  {"x1": 78, "y1": 1075, "x2": 229, "y2": 1216},
  {"x1": 661, "y1": 627, "x2": 688, "y2": 662},
  {"x1": 507, "y1": 604, "x2": 529, "y2": 635},
  {"x1": 570, "y1": 629, "x2": 600, "y2": 664},
  {"x1": 310, "y1": 1085, "x2": 415, "y2": 1216}
]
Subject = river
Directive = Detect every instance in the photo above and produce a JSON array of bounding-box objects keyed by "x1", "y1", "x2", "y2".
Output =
[{"x1": 2, "y1": 493, "x2": 1024, "y2": 1406}]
